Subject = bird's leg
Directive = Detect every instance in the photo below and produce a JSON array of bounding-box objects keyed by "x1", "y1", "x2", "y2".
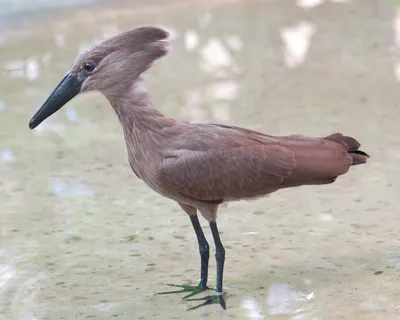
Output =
[
  {"x1": 210, "y1": 221, "x2": 225, "y2": 293},
  {"x1": 156, "y1": 214, "x2": 211, "y2": 299},
  {"x1": 186, "y1": 221, "x2": 226, "y2": 310},
  {"x1": 191, "y1": 214, "x2": 210, "y2": 289}
]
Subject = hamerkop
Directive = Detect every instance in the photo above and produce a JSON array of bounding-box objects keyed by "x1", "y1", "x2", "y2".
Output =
[{"x1": 29, "y1": 26, "x2": 369, "y2": 310}]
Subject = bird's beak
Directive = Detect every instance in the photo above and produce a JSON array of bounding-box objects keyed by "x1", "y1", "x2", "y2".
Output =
[{"x1": 29, "y1": 72, "x2": 83, "y2": 129}]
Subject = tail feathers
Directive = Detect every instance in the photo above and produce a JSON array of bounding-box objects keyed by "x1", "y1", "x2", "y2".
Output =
[
  {"x1": 344, "y1": 135, "x2": 369, "y2": 165},
  {"x1": 343, "y1": 136, "x2": 360, "y2": 150},
  {"x1": 325, "y1": 133, "x2": 369, "y2": 166},
  {"x1": 349, "y1": 150, "x2": 369, "y2": 165}
]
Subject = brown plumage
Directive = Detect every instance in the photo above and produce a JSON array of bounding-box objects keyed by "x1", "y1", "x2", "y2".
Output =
[{"x1": 28, "y1": 26, "x2": 369, "y2": 310}]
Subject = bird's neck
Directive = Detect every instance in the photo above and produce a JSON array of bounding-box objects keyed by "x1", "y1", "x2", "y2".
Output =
[
  {"x1": 106, "y1": 78, "x2": 174, "y2": 128},
  {"x1": 105, "y1": 79, "x2": 175, "y2": 175}
]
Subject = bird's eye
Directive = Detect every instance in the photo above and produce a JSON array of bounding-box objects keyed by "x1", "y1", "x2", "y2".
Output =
[{"x1": 83, "y1": 61, "x2": 96, "y2": 72}]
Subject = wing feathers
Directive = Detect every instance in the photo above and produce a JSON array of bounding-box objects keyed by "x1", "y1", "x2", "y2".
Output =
[{"x1": 157, "y1": 124, "x2": 357, "y2": 203}]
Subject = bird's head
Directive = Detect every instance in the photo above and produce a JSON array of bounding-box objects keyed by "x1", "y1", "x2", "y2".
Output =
[{"x1": 29, "y1": 26, "x2": 169, "y2": 129}]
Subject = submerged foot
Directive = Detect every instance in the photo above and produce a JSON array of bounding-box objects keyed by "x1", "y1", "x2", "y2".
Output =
[
  {"x1": 185, "y1": 291, "x2": 226, "y2": 310},
  {"x1": 156, "y1": 282, "x2": 211, "y2": 299}
]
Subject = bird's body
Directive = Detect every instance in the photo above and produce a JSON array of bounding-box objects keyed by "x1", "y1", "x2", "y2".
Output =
[
  {"x1": 29, "y1": 26, "x2": 369, "y2": 310},
  {"x1": 113, "y1": 87, "x2": 366, "y2": 210}
]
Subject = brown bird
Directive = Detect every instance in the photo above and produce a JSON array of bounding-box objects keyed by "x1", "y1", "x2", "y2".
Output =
[{"x1": 29, "y1": 26, "x2": 369, "y2": 310}]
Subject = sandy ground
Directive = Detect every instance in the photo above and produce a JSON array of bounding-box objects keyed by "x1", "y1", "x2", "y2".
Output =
[{"x1": 1, "y1": 0, "x2": 400, "y2": 319}]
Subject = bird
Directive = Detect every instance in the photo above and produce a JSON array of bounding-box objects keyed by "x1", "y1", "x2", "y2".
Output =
[{"x1": 29, "y1": 26, "x2": 369, "y2": 310}]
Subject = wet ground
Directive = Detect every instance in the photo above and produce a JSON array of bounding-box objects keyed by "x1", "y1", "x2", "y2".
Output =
[{"x1": 1, "y1": 0, "x2": 400, "y2": 319}]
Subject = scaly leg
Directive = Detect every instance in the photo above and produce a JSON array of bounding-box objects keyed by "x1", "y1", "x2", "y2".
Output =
[
  {"x1": 157, "y1": 214, "x2": 211, "y2": 299},
  {"x1": 186, "y1": 221, "x2": 226, "y2": 310}
]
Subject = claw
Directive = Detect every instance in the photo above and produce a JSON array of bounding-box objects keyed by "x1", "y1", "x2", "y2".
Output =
[
  {"x1": 156, "y1": 283, "x2": 210, "y2": 299},
  {"x1": 182, "y1": 289, "x2": 205, "y2": 300},
  {"x1": 186, "y1": 292, "x2": 226, "y2": 310}
]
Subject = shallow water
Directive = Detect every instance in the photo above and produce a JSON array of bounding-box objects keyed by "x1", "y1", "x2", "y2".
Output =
[{"x1": 1, "y1": 0, "x2": 400, "y2": 319}]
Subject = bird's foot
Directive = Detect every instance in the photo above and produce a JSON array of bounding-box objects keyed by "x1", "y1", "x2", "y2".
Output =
[
  {"x1": 156, "y1": 282, "x2": 211, "y2": 299},
  {"x1": 185, "y1": 291, "x2": 226, "y2": 310}
]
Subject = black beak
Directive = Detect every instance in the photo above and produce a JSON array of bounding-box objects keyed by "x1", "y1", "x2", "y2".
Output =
[{"x1": 29, "y1": 72, "x2": 83, "y2": 129}]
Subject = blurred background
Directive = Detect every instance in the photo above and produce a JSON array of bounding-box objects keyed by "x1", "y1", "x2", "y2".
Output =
[{"x1": 0, "y1": 0, "x2": 399, "y2": 319}]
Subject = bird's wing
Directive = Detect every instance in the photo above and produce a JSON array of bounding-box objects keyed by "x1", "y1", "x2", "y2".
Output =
[
  {"x1": 203, "y1": 124, "x2": 356, "y2": 183},
  {"x1": 157, "y1": 125, "x2": 297, "y2": 202}
]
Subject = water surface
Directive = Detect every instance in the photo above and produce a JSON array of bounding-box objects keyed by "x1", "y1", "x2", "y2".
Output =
[{"x1": 1, "y1": 0, "x2": 400, "y2": 319}]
